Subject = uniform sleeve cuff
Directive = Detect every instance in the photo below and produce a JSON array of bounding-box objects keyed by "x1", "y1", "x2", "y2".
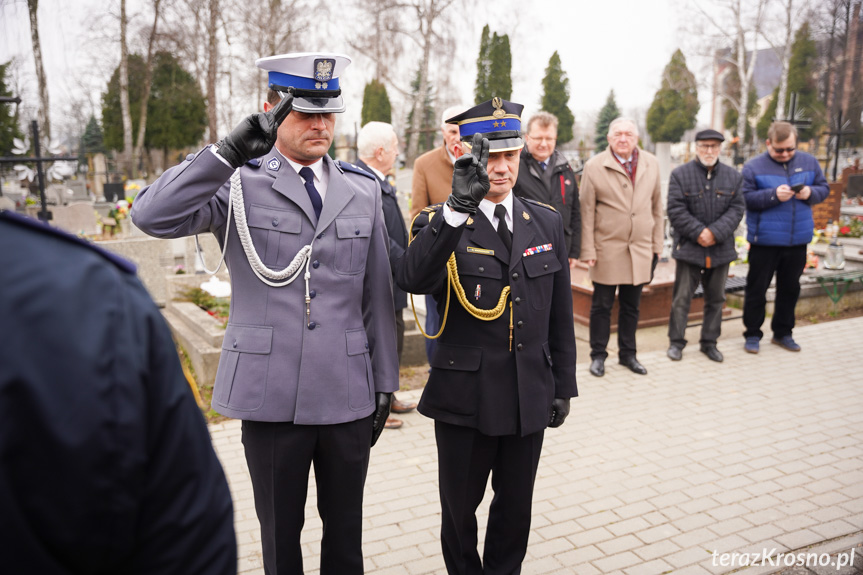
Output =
[{"x1": 441, "y1": 206, "x2": 470, "y2": 228}]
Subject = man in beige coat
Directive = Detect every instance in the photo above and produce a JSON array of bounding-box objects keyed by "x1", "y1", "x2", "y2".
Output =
[{"x1": 580, "y1": 117, "x2": 663, "y2": 377}]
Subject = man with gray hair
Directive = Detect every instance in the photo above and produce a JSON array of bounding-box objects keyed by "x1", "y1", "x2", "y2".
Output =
[
  {"x1": 513, "y1": 111, "x2": 581, "y2": 266},
  {"x1": 580, "y1": 117, "x2": 663, "y2": 377},
  {"x1": 356, "y1": 121, "x2": 416, "y2": 425}
]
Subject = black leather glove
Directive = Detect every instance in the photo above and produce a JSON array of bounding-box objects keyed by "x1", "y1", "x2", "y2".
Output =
[
  {"x1": 217, "y1": 93, "x2": 294, "y2": 169},
  {"x1": 446, "y1": 132, "x2": 490, "y2": 214},
  {"x1": 548, "y1": 398, "x2": 570, "y2": 428},
  {"x1": 371, "y1": 392, "x2": 392, "y2": 447}
]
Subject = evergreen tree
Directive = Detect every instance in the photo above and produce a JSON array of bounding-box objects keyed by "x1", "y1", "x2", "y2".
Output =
[
  {"x1": 81, "y1": 115, "x2": 105, "y2": 155},
  {"x1": 474, "y1": 25, "x2": 491, "y2": 104},
  {"x1": 540, "y1": 51, "x2": 574, "y2": 144},
  {"x1": 786, "y1": 22, "x2": 823, "y2": 140},
  {"x1": 361, "y1": 79, "x2": 392, "y2": 125},
  {"x1": 646, "y1": 49, "x2": 699, "y2": 143},
  {"x1": 756, "y1": 23, "x2": 823, "y2": 142},
  {"x1": 0, "y1": 61, "x2": 23, "y2": 158},
  {"x1": 487, "y1": 32, "x2": 512, "y2": 100},
  {"x1": 405, "y1": 67, "x2": 436, "y2": 156},
  {"x1": 595, "y1": 90, "x2": 620, "y2": 152},
  {"x1": 102, "y1": 52, "x2": 206, "y2": 154}
]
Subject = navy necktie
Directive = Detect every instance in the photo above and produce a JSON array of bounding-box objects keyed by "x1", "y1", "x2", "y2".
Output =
[
  {"x1": 299, "y1": 167, "x2": 323, "y2": 221},
  {"x1": 494, "y1": 204, "x2": 512, "y2": 252},
  {"x1": 539, "y1": 161, "x2": 547, "y2": 171}
]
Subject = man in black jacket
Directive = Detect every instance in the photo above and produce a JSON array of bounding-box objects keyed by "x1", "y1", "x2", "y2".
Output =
[
  {"x1": 513, "y1": 111, "x2": 581, "y2": 265},
  {"x1": 356, "y1": 121, "x2": 416, "y2": 427},
  {"x1": 666, "y1": 129, "x2": 745, "y2": 362}
]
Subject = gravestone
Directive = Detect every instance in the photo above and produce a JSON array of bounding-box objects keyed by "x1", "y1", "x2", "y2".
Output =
[
  {"x1": 103, "y1": 183, "x2": 124, "y2": 203},
  {"x1": 51, "y1": 202, "x2": 99, "y2": 236},
  {"x1": 66, "y1": 179, "x2": 90, "y2": 202},
  {"x1": 847, "y1": 174, "x2": 863, "y2": 198},
  {"x1": 0, "y1": 196, "x2": 15, "y2": 211}
]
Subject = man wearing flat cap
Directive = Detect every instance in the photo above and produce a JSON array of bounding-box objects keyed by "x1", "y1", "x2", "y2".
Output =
[
  {"x1": 666, "y1": 129, "x2": 744, "y2": 362},
  {"x1": 132, "y1": 52, "x2": 399, "y2": 575},
  {"x1": 397, "y1": 97, "x2": 577, "y2": 575}
]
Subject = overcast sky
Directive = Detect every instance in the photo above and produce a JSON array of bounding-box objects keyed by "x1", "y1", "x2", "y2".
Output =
[{"x1": 2, "y1": 0, "x2": 715, "y2": 146}]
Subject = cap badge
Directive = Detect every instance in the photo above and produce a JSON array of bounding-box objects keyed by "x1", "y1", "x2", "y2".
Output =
[
  {"x1": 267, "y1": 157, "x2": 281, "y2": 171},
  {"x1": 492, "y1": 97, "x2": 505, "y2": 119},
  {"x1": 314, "y1": 59, "x2": 334, "y2": 82}
]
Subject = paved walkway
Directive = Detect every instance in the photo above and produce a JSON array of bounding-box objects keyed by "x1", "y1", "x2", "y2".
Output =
[{"x1": 209, "y1": 317, "x2": 863, "y2": 575}]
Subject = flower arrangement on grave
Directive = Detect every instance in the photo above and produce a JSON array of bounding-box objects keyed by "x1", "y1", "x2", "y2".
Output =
[{"x1": 837, "y1": 216, "x2": 863, "y2": 238}]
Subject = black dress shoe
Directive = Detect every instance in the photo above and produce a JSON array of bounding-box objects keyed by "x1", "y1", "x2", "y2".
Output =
[
  {"x1": 589, "y1": 358, "x2": 605, "y2": 377},
  {"x1": 619, "y1": 356, "x2": 648, "y2": 375},
  {"x1": 667, "y1": 346, "x2": 683, "y2": 361},
  {"x1": 700, "y1": 345, "x2": 724, "y2": 362}
]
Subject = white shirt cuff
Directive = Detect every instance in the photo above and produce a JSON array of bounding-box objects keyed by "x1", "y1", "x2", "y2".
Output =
[
  {"x1": 441, "y1": 206, "x2": 470, "y2": 227},
  {"x1": 209, "y1": 144, "x2": 234, "y2": 168}
]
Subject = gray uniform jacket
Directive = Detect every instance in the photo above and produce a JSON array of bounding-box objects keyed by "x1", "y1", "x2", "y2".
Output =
[{"x1": 131, "y1": 147, "x2": 399, "y2": 424}]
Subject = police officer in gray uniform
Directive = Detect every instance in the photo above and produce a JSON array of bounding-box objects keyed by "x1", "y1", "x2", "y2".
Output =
[{"x1": 131, "y1": 53, "x2": 399, "y2": 575}]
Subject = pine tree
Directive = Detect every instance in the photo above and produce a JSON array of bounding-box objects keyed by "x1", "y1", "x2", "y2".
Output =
[
  {"x1": 487, "y1": 32, "x2": 512, "y2": 100},
  {"x1": 81, "y1": 115, "x2": 105, "y2": 155},
  {"x1": 786, "y1": 22, "x2": 823, "y2": 139},
  {"x1": 361, "y1": 80, "x2": 392, "y2": 125},
  {"x1": 474, "y1": 25, "x2": 491, "y2": 104},
  {"x1": 646, "y1": 49, "x2": 699, "y2": 143},
  {"x1": 756, "y1": 23, "x2": 823, "y2": 142},
  {"x1": 540, "y1": 51, "x2": 574, "y2": 144},
  {"x1": 405, "y1": 67, "x2": 436, "y2": 156},
  {"x1": 0, "y1": 61, "x2": 23, "y2": 157},
  {"x1": 102, "y1": 52, "x2": 206, "y2": 155},
  {"x1": 595, "y1": 90, "x2": 621, "y2": 152}
]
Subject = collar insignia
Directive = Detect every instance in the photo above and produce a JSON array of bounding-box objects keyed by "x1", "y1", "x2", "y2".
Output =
[{"x1": 267, "y1": 157, "x2": 281, "y2": 171}]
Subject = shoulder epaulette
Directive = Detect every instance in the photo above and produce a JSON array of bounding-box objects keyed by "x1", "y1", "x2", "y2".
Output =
[
  {"x1": 409, "y1": 203, "x2": 444, "y2": 241},
  {"x1": 0, "y1": 210, "x2": 137, "y2": 274},
  {"x1": 247, "y1": 157, "x2": 263, "y2": 168},
  {"x1": 336, "y1": 160, "x2": 376, "y2": 181},
  {"x1": 521, "y1": 198, "x2": 557, "y2": 212}
]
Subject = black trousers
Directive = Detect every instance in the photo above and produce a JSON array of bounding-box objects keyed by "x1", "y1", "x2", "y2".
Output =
[
  {"x1": 435, "y1": 421, "x2": 544, "y2": 575},
  {"x1": 743, "y1": 244, "x2": 807, "y2": 340},
  {"x1": 395, "y1": 307, "x2": 405, "y2": 362},
  {"x1": 589, "y1": 282, "x2": 644, "y2": 361},
  {"x1": 242, "y1": 416, "x2": 373, "y2": 575},
  {"x1": 668, "y1": 261, "x2": 730, "y2": 348}
]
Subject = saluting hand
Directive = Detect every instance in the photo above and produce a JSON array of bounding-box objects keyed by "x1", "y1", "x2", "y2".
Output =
[
  {"x1": 447, "y1": 133, "x2": 490, "y2": 214},
  {"x1": 217, "y1": 93, "x2": 294, "y2": 169}
]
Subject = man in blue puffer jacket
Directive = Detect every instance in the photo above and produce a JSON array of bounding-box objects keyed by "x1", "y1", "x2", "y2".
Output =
[{"x1": 741, "y1": 121, "x2": 829, "y2": 353}]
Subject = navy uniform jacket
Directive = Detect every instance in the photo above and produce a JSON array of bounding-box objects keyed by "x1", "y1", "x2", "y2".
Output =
[
  {"x1": 396, "y1": 196, "x2": 577, "y2": 436},
  {"x1": 0, "y1": 211, "x2": 236, "y2": 574},
  {"x1": 131, "y1": 148, "x2": 399, "y2": 423},
  {"x1": 355, "y1": 159, "x2": 408, "y2": 311}
]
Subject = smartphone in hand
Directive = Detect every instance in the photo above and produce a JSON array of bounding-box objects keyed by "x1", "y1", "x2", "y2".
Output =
[{"x1": 791, "y1": 184, "x2": 805, "y2": 193}]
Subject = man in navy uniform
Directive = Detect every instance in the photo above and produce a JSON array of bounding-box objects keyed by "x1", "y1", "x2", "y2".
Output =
[
  {"x1": 0, "y1": 210, "x2": 236, "y2": 574},
  {"x1": 397, "y1": 98, "x2": 578, "y2": 575},
  {"x1": 131, "y1": 53, "x2": 399, "y2": 575}
]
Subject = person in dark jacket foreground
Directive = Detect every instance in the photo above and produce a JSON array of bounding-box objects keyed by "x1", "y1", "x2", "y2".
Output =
[
  {"x1": 666, "y1": 129, "x2": 745, "y2": 362},
  {"x1": 741, "y1": 121, "x2": 829, "y2": 354},
  {"x1": 397, "y1": 98, "x2": 577, "y2": 575},
  {"x1": 0, "y1": 210, "x2": 236, "y2": 575}
]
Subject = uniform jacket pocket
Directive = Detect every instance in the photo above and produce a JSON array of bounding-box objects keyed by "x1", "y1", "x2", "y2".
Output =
[
  {"x1": 246, "y1": 205, "x2": 303, "y2": 267},
  {"x1": 215, "y1": 323, "x2": 273, "y2": 412},
  {"x1": 334, "y1": 216, "x2": 372, "y2": 275},
  {"x1": 345, "y1": 328, "x2": 374, "y2": 410},
  {"x1": 523, "y1": 252, "x2": 561, "y2": 310}
]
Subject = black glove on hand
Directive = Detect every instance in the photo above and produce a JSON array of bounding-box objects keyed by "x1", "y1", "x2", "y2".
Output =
[
  {"x1": 217, "y1": 93, "x2": 294, "y2": 169},
  {"x1": 371, "y1": 392, "x2": 392, "y2": 447},
  {"x1": 548, "y1": 398, "x2": 570, "y2": 428},
  {"x1": 446, "y1": 132, "x2": 490, "y2": 214}
]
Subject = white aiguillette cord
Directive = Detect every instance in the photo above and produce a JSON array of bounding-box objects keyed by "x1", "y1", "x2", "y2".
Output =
[{"x1": 194, "y1": 168, "x2": 316, "y2": 319}]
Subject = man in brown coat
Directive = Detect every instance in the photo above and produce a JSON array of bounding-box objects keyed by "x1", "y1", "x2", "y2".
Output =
[
  {"x1": 410, "y1": 105, "x2": 469, "y2": 220},
  {"x1": 580, "y1": 117, "x2": 663, "y2": 377}
]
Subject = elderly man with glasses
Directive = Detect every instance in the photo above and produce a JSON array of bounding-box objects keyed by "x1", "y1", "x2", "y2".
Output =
[
  {"x1": 740, "y1": 121, "x2": 829, "y2": 354},
  {"x1": 580, "y1": 117, "x2": 663, "y2": 377},
  {"x1": 666, "y1": 129, "x2": 744, "y2": 363}
]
